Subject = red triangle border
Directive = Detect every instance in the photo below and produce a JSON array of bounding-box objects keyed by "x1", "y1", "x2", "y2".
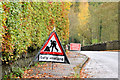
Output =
[{"x1": 40, "y1": 32, "x2": 64, "y2": 55}]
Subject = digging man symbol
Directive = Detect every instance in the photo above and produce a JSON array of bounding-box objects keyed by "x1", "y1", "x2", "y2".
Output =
[{"x1": 44, "y1": 40, "x2": 58, "y2": 52}]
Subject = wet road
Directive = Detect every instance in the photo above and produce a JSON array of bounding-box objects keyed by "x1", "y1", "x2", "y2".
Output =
[{"x1": 75, "y1": 51, "x2": 118, "y2": 78}]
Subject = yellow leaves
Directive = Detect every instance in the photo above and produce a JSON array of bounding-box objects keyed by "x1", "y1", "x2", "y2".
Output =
[
  {"x1": 65, "y1": 2, "x2": 71, "y2": 10},
  {"x1": 8, "y1": 57, "x2": 11, "y2": 60},
  {"x1": 1, "y1": 59, "x2": 4, "y2": 61},
  {"x1": 6, "y1": 62, "x2": 8, "y2": 64},
  {"x1": 78, "y1": 33, "x2": 80, "y2": 36},
  {"x1": 34, "y1": 11, "x2": 37, "y2": 14},
  {"x1": 78, "y1": 2, "x2": 90, "y2": 26},
  {"x1": 11, "y1": 56, "x2": 14, "y2": 59}
]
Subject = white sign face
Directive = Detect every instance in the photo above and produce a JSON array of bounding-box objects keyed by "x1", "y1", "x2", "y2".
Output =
[
  {"x1": 43, "y1": 35, "x2": 62, "y2": 53},
  {"x1": 38, "y1": 31, "x2": 70, "y2": 64},
  {"x1": 39, "y1": 55, "x2": 64, "y2": 62}
]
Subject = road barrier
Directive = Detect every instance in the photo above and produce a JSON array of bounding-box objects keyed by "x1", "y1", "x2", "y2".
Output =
[
  {"x1": 67, "y1": 40, "x2": 119, "y2": 51},
  {"x1": 81, "y1": 40, "x2": 119, "y2": 51}
]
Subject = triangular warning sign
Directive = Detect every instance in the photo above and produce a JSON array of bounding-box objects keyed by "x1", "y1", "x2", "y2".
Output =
[{"x1": 38, "y1": 31, "x2": 70, "y2": 64}]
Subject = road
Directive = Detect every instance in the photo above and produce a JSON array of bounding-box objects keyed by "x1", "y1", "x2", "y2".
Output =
[{"x1": 75, "y1": 51, "x2": 118, "y2": 78}]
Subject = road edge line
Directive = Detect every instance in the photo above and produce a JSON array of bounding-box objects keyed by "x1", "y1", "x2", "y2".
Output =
[{"x1": 80, "y1": 56, "x2": 90, "y2": 78}]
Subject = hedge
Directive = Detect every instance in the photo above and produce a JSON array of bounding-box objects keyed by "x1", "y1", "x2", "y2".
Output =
[{"x1": 1, "y1": 2, "x2": 71, "y2": 64}]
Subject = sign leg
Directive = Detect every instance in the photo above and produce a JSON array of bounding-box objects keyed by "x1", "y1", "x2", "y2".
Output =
[
  {"x1": 28, "y1": 61, "x2": 32, "y2": 68},
  {"x1": 52, "y1": 62, "x2": 53, "y2": 70}
]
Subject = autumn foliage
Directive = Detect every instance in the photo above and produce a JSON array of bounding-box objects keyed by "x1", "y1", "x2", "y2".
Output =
[{"x1": 1, "y1": 2, "x2": 71, "y2": 64}]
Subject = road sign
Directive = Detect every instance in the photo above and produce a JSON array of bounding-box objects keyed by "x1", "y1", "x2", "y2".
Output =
[
  {"x1": 70, "y1": 43, "x2": 81, "y2": 51},
  {"x1": 38, "y1": 31, "x2": 70, "y2": 64}
]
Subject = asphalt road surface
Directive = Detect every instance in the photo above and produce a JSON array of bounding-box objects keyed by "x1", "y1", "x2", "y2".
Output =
[{"x1": 75, "y1": 51, "x2": 118, "y2": 78}]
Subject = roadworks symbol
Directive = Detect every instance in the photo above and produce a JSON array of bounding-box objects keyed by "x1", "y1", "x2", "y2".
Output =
[{"x1": 38, "y1": 31, "x2": 70, "y2": 64}]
